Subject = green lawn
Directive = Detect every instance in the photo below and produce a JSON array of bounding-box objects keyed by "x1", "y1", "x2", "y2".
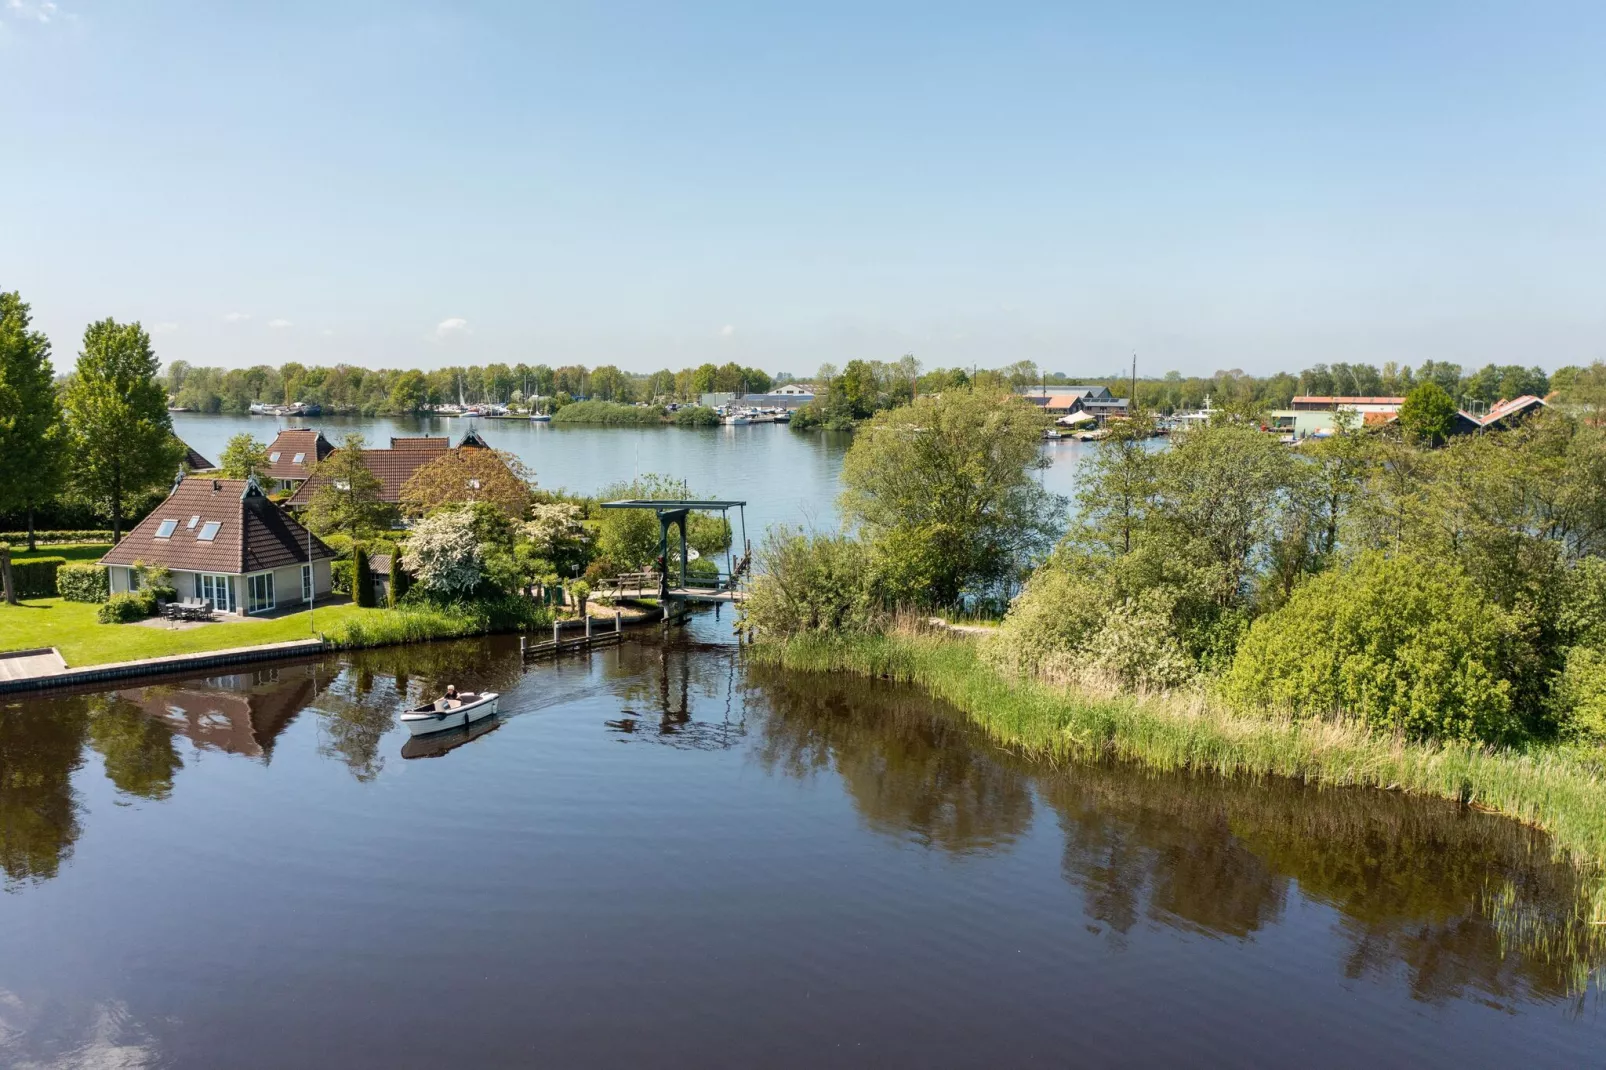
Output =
[
  {"x1": 12, "y1": 543, "x2": 113, "y2": 564},
  {"x1": 0, "y1": 597, "x2": 378, "y2": 667}
]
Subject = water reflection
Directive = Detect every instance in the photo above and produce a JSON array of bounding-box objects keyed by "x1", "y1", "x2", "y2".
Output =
[
  {"x1": 0, "y1": 702, "x2": 87, "y2": 889},
  {"x1": 604, "y1": 642, "x2": 749, "y2": 751}
]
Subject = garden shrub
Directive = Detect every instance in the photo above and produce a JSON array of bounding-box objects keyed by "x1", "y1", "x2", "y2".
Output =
[
  {"x1": 57, "y1": 562, "x2": 110, "y2": 603},
  {"x1": 98, "y1": 591, "x2": 156, "y2": 623},
  {"x1": 354, "y1": 545, "x2": 374, "y2": 607},
  {"x1": 742, "y1": 527, "x2": 881, "y2": 637},
  {"x1": 1223, "y1": 551, "x2": 1521, "y2": 744},
  {"x1": 331, "y1": 559, "x2": 353, "y2": 594},
  {"x1": 9, "y1": 556, "x2": 66, "y2": 598},
  {"x1": 1550, "y1": 644, "x2": 1606, "y2": 743}
]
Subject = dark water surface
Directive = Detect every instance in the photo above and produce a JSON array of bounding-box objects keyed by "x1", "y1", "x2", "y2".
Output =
[{"x1": 2, "y1": 615, "x2": 1602, "y2": 1067}]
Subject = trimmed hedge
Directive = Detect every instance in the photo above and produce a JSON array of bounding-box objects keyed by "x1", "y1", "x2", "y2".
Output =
[
  {"x1": 388, "y1": 551, "x2": 406, "y2": 607},
  {"x1": 0, "y1": 529, "x2": 112, "y2": 545},
  {"x1": 6, "y1": 556, "x2": 66, "y2": 598},
  {"x1": 354, "y1": 545, "x2": 375, "y2": 608},
  {"x1": 57, "y1": 562, "x2": 110, "y2": 602}
]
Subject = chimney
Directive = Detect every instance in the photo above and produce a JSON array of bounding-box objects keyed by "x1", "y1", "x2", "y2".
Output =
[{"x1": 212, "y1": 479, "x2": 221, "y2": 492}]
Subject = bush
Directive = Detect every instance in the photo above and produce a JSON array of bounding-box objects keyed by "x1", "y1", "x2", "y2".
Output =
[
  {"x1": 551, "y1": 400, "x2": 667, "y2": 426},
  {"x1": 570, "y1": 580, "x2": 590, "y2": 613},
  {"x1": 741, "y1": 527, "x2": 881, "y2": 637},
  {"x1": 57, "y1": 562, "x2": 110, "y2": 602},
  {"x1": 0, "y1": 529, "x2": 112, "y2": 545},
  {"x1": 388, "y1": 550, "x2": 405, "y2": 607},
  {"x1": 7, "y1": 556, "x2": 66, "y2": 598},
  {"x1": 672, "y1": 405, "x2": 720, "y2": 427},
  {"x1": 1223, "y1": 552, "x2": 1521, "y2": 744},
  {"x1": 1551, "y1": 644, "x2": 1606, "y2": 743},
  {"x1": 331, "y1": 559, "x2": 353, "y2": 594},
  {"x1": 98, "y1": 591, "x2": 156, "y2": 623}
]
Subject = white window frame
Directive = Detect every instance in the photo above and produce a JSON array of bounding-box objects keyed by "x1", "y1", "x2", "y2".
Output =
[
  {"x1": 195, "y1": 572, "x2": 235, "y2": 613},
  {"x1": 246, "y1": 571, "x2": 276, "y2": 614},
  {"x1": 301, "y1": 564, "x2": 314, "y2": 603}
]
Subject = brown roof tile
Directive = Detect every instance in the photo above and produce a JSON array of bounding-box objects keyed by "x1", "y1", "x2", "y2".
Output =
[
  {"x1": 264, "y1": 428, "x2": 336, "y2": 481},
  {"x1": 391, "y1": 436, "x2": 448, "y2": 450},
  {"x1": 282, "y1": 446, "x2": 448, "y2": 507},
  {"x1": 101, "y1": 476, "x2": 336, "y2": 573},
  {"x1": 181, "y1": 440, "x2": 216, "y2": 471}
]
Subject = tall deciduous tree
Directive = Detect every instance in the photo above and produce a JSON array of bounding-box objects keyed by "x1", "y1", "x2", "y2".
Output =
[
  {"x1": 62, "y1": 319, "x2": 178, "y2": 542},
  {"x1": 303, "y1": 433, "x2": 391, "y2": 540},
  {"x1": 0, "y1": 292, "x2": 65, "y2": 549},
  {"x1": 219, "y1": 433, "x2": 271, "y2": 480},
  {"x1": 399, "y1": 448, "x2": 535, "y2": 521},
  {"x1": 1398, "y1": 382, "x2": 1458, "y2": 446},
  {"x1": 838, "y1": 390, "x2": 1061, "y2": 607}
]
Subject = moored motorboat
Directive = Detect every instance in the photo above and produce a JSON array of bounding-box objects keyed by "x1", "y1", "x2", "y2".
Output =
[
  {"x1": 401, "y1": 691, "x2": 500, "y2": 736},
  {"x1": 530, "y1": 412, "x2": 552, "y2": 422}
]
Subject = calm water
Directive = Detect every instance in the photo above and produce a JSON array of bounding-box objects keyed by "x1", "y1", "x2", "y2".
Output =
[
  {"x1": 2, "y1": 612, "x2": 1602, "y2": 1067},
  {"x1": 172, "y1": 412, "x2": 1097, "y2": 533}
]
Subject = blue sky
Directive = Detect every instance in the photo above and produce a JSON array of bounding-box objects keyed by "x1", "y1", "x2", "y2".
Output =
[{"x1": 2, "y1": 2, "x2": 1602, "y2": 377}]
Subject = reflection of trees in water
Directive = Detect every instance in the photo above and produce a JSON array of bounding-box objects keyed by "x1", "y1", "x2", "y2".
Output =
[
  {"x1": 0, "y1": 702, "x2": 88, "y2": 888},
  {"x1": 1040, "y1": 764, "x2": 1606, "y2": 1004},
  {"x1": 746, "y1": 666, "x2": 1033, "y2": 854},
  {"x1": 85, "y1": 695, "x2": 183, "y2": 801}
]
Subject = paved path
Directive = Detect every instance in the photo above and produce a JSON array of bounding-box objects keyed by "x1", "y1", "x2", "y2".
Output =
[
  {"x1": 0, "y1": 648, "x2": 68, "y2": 682},
  {"x1": 0, "y1": 638, "x2": 326, "y2": 694}
]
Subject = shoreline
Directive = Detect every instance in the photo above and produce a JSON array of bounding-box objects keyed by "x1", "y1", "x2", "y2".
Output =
[{"x1": 750, "y1": 629, "x2": 1606, "y2": 926}]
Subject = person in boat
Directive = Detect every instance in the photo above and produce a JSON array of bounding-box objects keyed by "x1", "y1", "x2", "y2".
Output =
[{"x1": 440, "y1": 685, "x2": 459, "y2": 710}]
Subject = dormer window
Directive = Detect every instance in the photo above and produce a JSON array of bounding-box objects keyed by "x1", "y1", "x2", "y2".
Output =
[
  {"x1": 154, "y1": 519, "x2": 178, "y2": 539},
  {"x1": 293, "y1": 452, "x2": 305, "y2": 463},
  {"x1": 269, "y1": 452, "x2": 281, "y2": 463},
  {"x1": 198, "y1": 521, "x2": 222, "y2": 541}
]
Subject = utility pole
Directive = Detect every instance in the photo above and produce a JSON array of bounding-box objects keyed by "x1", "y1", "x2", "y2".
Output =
[{"x1": 1131, "y1": 353, "x2": 1137, "y2": 412}]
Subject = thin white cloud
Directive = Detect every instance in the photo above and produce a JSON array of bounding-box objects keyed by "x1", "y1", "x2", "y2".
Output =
[
  {"x1": 222, "y1": 311, "x2": 252, "y2": 322},
  {"x1": 267, "y1": 318, "x2": 293, "y2": 329},
  {"x1": 718, "y1": 324, "x2": 735, "y2": 337},
  {"x1": 5, "y1": 0, "x2": 72, "y2": 24},
  {"x1": 435, "y1": 317, "x2": 469, "y2": 338},
  {"x1": 150, "y1": 321, "x2": 179, "y2": 335}
]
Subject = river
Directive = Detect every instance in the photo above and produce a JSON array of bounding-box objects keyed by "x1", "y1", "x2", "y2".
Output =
[
  {"x1": 1, "y1": 612, "x2": 1602, "y2": 1066},
  {"x1": 171, "y1": 412, "x2": 1098, "y2": 533}
]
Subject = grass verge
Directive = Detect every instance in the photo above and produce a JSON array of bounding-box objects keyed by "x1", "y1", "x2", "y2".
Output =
[
  {"x1": 752, "y1": 628, "x2": 1606, "y2": 926},
  {"x1": 0, "y1": 596, "x2": 551, "y2": 667}
]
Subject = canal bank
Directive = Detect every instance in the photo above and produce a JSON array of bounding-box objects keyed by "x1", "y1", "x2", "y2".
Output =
[{"x1": 752, "y1": 628, "x2": 1606, "y2": 929}]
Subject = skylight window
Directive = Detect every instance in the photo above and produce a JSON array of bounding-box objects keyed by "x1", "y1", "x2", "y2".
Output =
[
  {"x1": 187, "y1": 515, "x2": 200, "y2": 529},
  {"x1": 154, "y1": 519, "x2": 178, "y2": 539},
  {"x1": 198, "y1": 521, "x2": 222, "y2": 542},
  {"x1": 293, "y1": 452, "x2": 305, "y2": 463},
  {"x1": 269, "y1": 452, "x2": 281, "y2": 463}
]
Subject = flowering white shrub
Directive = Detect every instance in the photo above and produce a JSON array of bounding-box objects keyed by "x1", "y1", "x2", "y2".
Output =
[{"x1": 402, "y1": 509, "x2": 483, "y2": 598}]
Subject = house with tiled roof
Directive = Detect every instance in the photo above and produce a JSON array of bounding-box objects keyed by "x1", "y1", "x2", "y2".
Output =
[
  {"x1": 263, "y1": 428, "x2": 336, "y2": 491},
  {"x1": 282, "y1": 430, "x2": 502, "y2": 511},
  {"x1": 390, "y1": 436, "x2": 448, "y2": 450},
  {"x1": 100, "y1": 474, "x2": 336, "y2": 614},
  {"x1": 179, "y1": 440, "x2": 216, "y2": 472}
]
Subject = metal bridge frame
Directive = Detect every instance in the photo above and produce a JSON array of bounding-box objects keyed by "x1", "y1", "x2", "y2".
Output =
[{"x1": 598, "y1": 499, "x2": 748, "y2": 601}]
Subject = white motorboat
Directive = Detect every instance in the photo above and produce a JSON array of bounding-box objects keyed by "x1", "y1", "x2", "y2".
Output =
[
  {"x1": 724, "y1": 413, "x2": 751, "y2": 426},
  {"x1": 401, "y1": 692, "x2": 500, "y2": 736},
  {"x1": 530, "y1": 413, "x2": 552, "y2": 422}
]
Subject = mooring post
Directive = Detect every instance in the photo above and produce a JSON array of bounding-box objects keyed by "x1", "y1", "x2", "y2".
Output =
[
  {"x1": 520, "y1": 635, "x2": 527, "y2": 659},
  {"x1": 552, "y1": 619, "x2": 560, "y2": 646},
  {"x1": 585, "y1": 612, "x2": 592, "y2": 640},
  {"x1": 615, "y1": 610, "x2": 621, "y2": 634}
]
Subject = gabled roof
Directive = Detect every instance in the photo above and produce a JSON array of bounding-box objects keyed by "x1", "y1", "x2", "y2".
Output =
[
  {"x1": 1018, "y1": 385, "x2": 1113, "y2": 399},
  {"x1": 1292, "y1": 396, "x2": 1407, "y2": 406},
  {"x1": 101, "y1": 476, "x2": 336, "y2": 573},
  {"x1": 283, "y1": 446, "x2": 448, "y2": 507},
  {"x1": 180, "y1": 440, "x2": 216, "y2": 471},
  {"x1": 391, "y1": 436, "x2": 448, "y2": 450},
  {"x1": 1481, "y1": 395, "x2": 1546, "y2": 426},
  {"x1": 263, "y1": 428, "x2": 336, "y2": 481},
  {"x1": 458, "y1": 428, "x2": 491, "y2": 449}
]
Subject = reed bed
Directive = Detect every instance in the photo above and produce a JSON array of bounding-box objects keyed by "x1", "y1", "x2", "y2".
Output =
[{"x1": 751, "y1": 628, "x2": 1606, "y2": 926}]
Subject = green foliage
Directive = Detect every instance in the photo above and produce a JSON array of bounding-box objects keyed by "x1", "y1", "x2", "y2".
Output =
[
  {"x1": 8, "y1": 556, "x2": 65, "y2": 598},
  {"x1": 1224, "y1": 552, "x2": 1521, "y2": 744},
  {"x1": 569, "y1": 580, "x2": 590, "y2": 611},
  {"x1": 388, "y1": 549, "x2": 405, "y2": 607},
  {"x1": 219, "y1": 433, "x2": 271, "y2": 479},
  {"x1": 303, "y1": 433, "x2": 393, "y2": 539},
  {"x1": 593, "y1": 475, "x2": 699, "y2": 571},
  {"x1": 353, "y1": 545, "x2": 374, "y2": 608},
  {"x1": 671, "y1": 405, "x2": 720, "y2": 426},
  {"x1": 56, "y1": 562, "x2": 109, "y2": 602},
  {"x1": 62, "y1": 319, "x2": 180, "y2": 540},
  {"x1": 524, "y1": 502, "x2": 595, "y2": 577},
  {"x1": 401, "y1": 508, "x2": 484, "y2": 598},
  {"x1": 1398, "y1": 382, "x2": 1459, "y2": 446},
  {"x1": 550, "y1": 400, "x2": 667, "y2": 426},
  {"x1": 838, "y1": 390, "x2": 1061, "y2": 607},
  {"x1": 0, "y1": 530, "x2": 112, "y2": 545},
  {"x1": 1551, "y1": 644, "x2": 1606, "y2": 744},
  {"x1": 741, "y1": 527, "x2": 881, "y2": 637},
  {"x1": 387, "y1": 370, "x2": 429, "y2": 414},
  {"x1": 0, "y1": 291, "x2": 66, "y2": 544},
  {"x1": 97, "y1": 590, "x2": 157, "y2": 623}
]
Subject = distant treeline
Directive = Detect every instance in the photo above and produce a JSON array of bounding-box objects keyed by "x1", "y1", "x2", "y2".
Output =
[{"x1": 162, "y1": 351, "x2": 1596, "y2": 424}]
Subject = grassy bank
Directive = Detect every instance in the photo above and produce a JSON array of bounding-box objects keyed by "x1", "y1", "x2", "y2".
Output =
[
  {"x1": 551, "y1": 400, "x2": 720, "y2": 427},
  {"x1": 752, "y1": 629, "x2": 1606, "y2": 922},
  {"x1": 10, "y1": 543, "x2": 112, "y2": 564},
  {"x1": 0, "y1": 596, "x2": 551, "y2": 667}
]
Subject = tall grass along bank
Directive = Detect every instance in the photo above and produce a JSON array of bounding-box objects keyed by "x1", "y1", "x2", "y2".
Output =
[{"x1": 752, "y1": 629, "x2": 1606, "y2": 928}]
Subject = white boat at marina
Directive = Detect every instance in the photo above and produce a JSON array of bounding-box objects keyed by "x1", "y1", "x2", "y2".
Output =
[
  {"x1": 530, "y1": 413, "x2": 552, "y2": 422},
  {"x1": 723, "y1": 413, "x2": 751, "y2": 426},
  {"x1": 400, "y1": 692, "x2": 500, "y2": 737}
]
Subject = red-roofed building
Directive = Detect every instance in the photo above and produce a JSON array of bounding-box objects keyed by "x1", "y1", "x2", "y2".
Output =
[{"x1": 263, "y1": 428, "x2": 336, "y2": 491}]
